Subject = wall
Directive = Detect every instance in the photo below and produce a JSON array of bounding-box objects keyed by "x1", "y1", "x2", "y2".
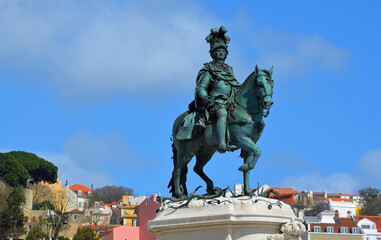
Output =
[{"x1": 137, "y1": 195, "x2": 163, "y2": 240}]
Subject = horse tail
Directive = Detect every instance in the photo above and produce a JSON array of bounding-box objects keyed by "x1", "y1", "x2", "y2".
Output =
[
  {"x1": 167, "y1": 141, "x2": 188, "y2": 197},
  {"x1": 167, "y1": 142, "x2": 176, "y2": 194}
]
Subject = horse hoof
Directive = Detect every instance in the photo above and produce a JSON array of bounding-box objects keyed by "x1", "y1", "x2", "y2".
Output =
[{"x1": 238, "y1": 164, "x2": 248, "y2": 172}]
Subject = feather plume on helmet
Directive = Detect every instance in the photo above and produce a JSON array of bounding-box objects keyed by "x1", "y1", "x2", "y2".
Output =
[{"x1": 205, "y1": 26, "x2": 231, "y2": 53}]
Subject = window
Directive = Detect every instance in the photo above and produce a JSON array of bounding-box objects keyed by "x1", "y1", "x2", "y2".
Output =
[
  {"x1": 134, "y1": 238, "x2": 136, "y2": 240},
  {"x1": 73, "y1": 214, "x2": 78, "y2": 220},
  {"x1": 352, "y1": 227, "x2": 360, "y2": 234},
  {"x1": 340, "y1": 227, "x2": 348, "y2": 233},
  {"x1": 313, "y1": 226, "x2": 321, "y2": 232},
  {"x1": 124, "y1": 210, "x2": 127, "y2": 215},
  {"x1": 84, "y1": 202, "x2": 87, "y2": 209},
  {"x1": 52, "y1": 186, "x2": 54, "y2": 190},
  {"x1": 79, "y1": 202, "x2": 82, "y2": 207},
  {"x1": 88, "y1": 191, "x2": 92, "y2": 196},
  {"x1": 78, "y1": 190, "x2": 82, "y2": 196},
  {"x1": 376, "y1": 238, "x2": 381, "y2": 240},
  {"x1": 132, "y1": 218, "x2": 137, "y2": 226},
  {"x1": 326, "y1": 227, "x2": 334, "y2": 233},
  {"x1": 362, "y1": 225, "x2": 370, "y2": 229},
  {"x1": 125, "y1": 238, "x2": 128, "y2": 240},
  {"x1": 96, "y1": 215, "x2": 100, "y2": 221},
  {"x1": 146, "y1": 199, "x2": 149, "y2": 205}
]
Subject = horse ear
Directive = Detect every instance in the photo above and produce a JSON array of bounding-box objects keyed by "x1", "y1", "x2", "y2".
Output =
[
  {"x1": 269, "y1": 66, "x2": 274, "y2": 75},
  {"x1": 255, "y1": 65, "x2": 259, "y2": 73}
]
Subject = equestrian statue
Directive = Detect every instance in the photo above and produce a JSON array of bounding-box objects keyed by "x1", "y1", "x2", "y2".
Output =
[{"x1": 168, "y1": 26, "x2": 275, "y2": 198}]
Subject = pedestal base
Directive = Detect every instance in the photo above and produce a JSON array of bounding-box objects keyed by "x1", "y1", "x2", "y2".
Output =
[{"x1": 147, "y1": 196, "x2": 305, "y2": 240}]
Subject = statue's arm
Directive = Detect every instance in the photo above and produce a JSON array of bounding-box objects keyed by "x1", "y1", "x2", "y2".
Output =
[{"x1": 196, "y1": 71, "x2": 212, "y2": 104}]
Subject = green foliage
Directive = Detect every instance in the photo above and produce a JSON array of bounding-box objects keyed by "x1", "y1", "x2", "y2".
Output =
[
  {"x1": 0, "y1": 153, "x2": 29, "y2": 187},
  {"x1": 359, "y1": 187, "x2": 381, "y2": 216},
  {"x1": 8, "y1": 151, "x2": 58, "y2": 183},
  {"x1": 26, "y1": 225, "x2": 49, "y2": 240},
  {"x1": 57, "y1": 236, "x2": 70, "y2": 240},
  {"x1": 33, "y1": 200, "x2": 55, "y2": 210},
  {"x1": 0, "y1": 186, "x2": 25, "y2": 238},
  {"x1": 73, "y1": 227, "x2": 97, "y2": 240}
]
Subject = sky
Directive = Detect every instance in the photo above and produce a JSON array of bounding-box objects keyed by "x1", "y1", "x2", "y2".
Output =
[{"x1": 0, "y1": 0, "x2": 380, "y2": 197}]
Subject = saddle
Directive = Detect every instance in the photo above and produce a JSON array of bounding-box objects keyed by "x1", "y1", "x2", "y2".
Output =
[{"x1": 176, "y1": 101, "x2": 254, "y2": 141}]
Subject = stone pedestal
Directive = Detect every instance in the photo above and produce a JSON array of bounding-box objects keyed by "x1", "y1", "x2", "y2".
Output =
[{"x1": 147, "y1": 196, "x2": 305, "y2": 240}]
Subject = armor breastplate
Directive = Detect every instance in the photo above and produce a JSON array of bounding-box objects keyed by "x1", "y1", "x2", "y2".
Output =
[{"x1": 211, "y1": 80, "x2": 232, "y2": 98}]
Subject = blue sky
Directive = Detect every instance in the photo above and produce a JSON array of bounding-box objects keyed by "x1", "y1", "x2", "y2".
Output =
[{"x1": 0, "y1": 0, "x2": 380, "y2": 196}]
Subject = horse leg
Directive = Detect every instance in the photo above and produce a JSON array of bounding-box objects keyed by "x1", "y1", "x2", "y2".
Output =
[
  {"x1": 194, "y1": 149, "x2": 216, "y2": 195},
  {"x1": 236, "y1": 136, "x2": 261, "y2": 172},
  {"x1": 173, "y1": 150, "x2": 194, "y2": 198},
  {"x1": 235, "y1": 137, "x2": 262, "y2": 195}
]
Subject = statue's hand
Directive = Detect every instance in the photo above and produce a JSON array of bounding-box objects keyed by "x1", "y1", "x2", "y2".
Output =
[{"x1": 203, "y1": 97, "x2": 211, "y2": 107}]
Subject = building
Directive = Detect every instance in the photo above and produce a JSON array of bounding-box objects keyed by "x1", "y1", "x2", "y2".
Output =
[
  {"x1": 105, "y1": 194, "x2": 164, "y2": 240},
  {"x1": 355, "y1": 216, "x2": 381, "y2": 240},
  {"x1": 304, "y1": 190, "x2": 363, "y2": 215},
  {"x1": 68, "y1": 184, "x2": 94, "y2": 210},
  {"x1": 137, "y1": 195, "x2": 164, "y2": 240},
  {"x1": 102, "y1": 226, "x2": 140, "y2": 240},
  {"x1": 303, "y1": 210, "x2": 363, "y2": 240}
]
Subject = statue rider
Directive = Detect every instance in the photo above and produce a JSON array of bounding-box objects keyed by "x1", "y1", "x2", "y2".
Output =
[{"x1": 194, "y1": 26, "x2": 241, "y2": 153}]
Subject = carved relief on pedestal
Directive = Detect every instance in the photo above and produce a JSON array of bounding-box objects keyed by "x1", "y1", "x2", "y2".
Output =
[{"x1": 266, "y1": 218, "x2": 306, "y2": 240}]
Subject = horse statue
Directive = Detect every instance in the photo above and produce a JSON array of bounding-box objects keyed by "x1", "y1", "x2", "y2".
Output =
[{"x1": 168, "y1": 65, "x2": 274, "y2": 198}]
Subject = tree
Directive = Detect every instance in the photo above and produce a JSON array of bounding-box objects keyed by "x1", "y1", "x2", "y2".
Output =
[
  {"x1": 359, "y1": 187, "x2": 381, "y2": 215},
  {"x1": 0, "y1": 153, "x2": 29, "y2": 187},
  {"x1": 8, "y1": 151, "x2": 58, "y2": 183},
  {"x1": 304, "y1": 201, "x2": 330, "y2": 216},
  {"x1": 93, "y1": 185, "x2": 134, "y2": 203},
  {"x1": 46, "y1": 188, "x2": 70, "y2": 238},
  {"x1": 26, "y1": 225, "x2": 49, "y2": 240},
  {"x1": 29, "y1": 182, "x2": 53, "y2": 203},
  {"x1": 0, "y1": 186, "x2": 25, "y2": 238},
  {"x1": 73, "y1": 227, "x2": 97, "y2": 240}
]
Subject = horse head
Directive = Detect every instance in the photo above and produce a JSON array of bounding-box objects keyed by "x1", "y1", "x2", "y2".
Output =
[{"x1": 254, "y1": 65, "x2": 274, "y2": 110}]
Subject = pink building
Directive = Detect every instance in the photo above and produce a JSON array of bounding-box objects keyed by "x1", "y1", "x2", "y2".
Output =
[
  {"x1": 102, "y1": 226, "x2": 140, "y2": 240},
  {"x1": 103, "y1": 195, "x2": 163, "y2": 240},
  {"x1": 137, "y1": 195, "x2": 164, "y2": 240}
]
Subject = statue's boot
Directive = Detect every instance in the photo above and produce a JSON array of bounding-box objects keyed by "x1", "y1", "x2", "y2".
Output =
[{"x1": 216, "y1": 108, "x2": 237, "y2": 153}]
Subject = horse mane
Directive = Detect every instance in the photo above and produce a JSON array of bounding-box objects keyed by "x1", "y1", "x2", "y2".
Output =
[{"x1": 235, "y1": 70, "x2": 256, "y2": 99}]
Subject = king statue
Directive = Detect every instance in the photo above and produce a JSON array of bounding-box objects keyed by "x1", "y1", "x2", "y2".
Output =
[{"x1": 194, "y1": 26, "x2": 241, "y2": 153}]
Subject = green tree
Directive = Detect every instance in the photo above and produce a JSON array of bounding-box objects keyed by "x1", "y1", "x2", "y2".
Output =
[
  {"x1": 33, "y1": 200, "x2": 55, "y2": 210},
  {"x1": 73, "y1": 227, "x2": 97, "y2": 240},
  {"x1": 0, "y1": 186, "x2": 25, "y2": 238},
  {"x1": 0, "y1": 153, "x2": 29, "y2": 187},
  {"x1": 93, "y1": 185, "x2": 134, "y2": 204},
  {"x1": 8, "y1": 151, "x2": 58, "y2": 183},
  {"x1": 26, "y1": 225, "x2": 49, "y2": 240},
  {"x1": 359, "y1": 187, "x2": 381, "y2": 215},
  {"x1": 304, "y1": 201, "x2": 330, "y2": 216}
]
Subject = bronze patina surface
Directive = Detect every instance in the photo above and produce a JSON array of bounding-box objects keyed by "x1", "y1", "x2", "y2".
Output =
[{"x1": 168, "y1": 26, "x2": 274, "y2": 198}]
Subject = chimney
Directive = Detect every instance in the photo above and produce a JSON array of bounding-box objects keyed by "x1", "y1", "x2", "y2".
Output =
[
  {"x1": 65, "y1": 180, "x2": 68, "y2": 186},
  {"x1": 91, "y1": 184, "x2": 93, "y2": 190}
]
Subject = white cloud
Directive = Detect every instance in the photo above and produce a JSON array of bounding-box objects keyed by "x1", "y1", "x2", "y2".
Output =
[
  {"x1": 38, "y1": 152, "x2": 115, "y2": 189},
  {"x1": 277, "y1": 172, "x2": 360, "y2": 193},
  {"x1": 0, "y1": 0, "x2": 215, "y2": 101},
  {"x1": 249, "y1": 27, "x2": 351, "y2": 81},
  {"x1": 37, "y1": 130, "x2": 155, "y2": 188},
  {"x1": 356, "y1": 148, "x2": 381, "y2": 184}
]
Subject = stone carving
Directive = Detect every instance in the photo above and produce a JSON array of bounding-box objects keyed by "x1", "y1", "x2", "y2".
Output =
[{"x1": 266, "y1": 218, "x2": 306, "y2": 240}]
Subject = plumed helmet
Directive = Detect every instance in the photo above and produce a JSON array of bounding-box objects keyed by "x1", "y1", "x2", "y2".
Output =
[{"x1": 205, "y1": 26, "x2": 231, "y2": 53}]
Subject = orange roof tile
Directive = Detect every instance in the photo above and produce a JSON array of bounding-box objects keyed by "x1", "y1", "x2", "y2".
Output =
[
  {"x1": 313, "y1": 197, "x2": 354, "y2": 202},
  {"x1": 310, "y1": 217, "x2": 359, "y2": 233},
  {"x1": 356, "y1": 216, "x2": 381, "y2": 232},
  {"x1": 268, "y1": 188, "x2": 301, "y2": 195},
  {"x1": 69, "y1": 184, "x2": 93, "y2": 197}
]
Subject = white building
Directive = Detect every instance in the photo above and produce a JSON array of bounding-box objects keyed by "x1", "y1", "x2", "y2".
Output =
[{"x1": 356, "y1": 216, "x2": 381, "y2": 240}]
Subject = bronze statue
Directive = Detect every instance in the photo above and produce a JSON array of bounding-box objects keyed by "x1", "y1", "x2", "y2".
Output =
[{"x1": 168, "y1": 26, "x2": 274, "y2": 198}]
